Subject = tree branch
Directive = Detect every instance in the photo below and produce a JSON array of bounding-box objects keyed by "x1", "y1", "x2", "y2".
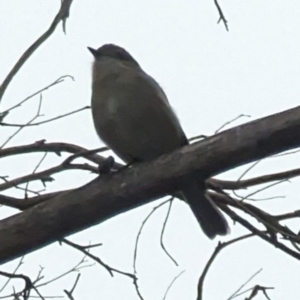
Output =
[
  {"x1": 0, "y1": 105, "x2": 300, "y2": 264},
  {"x1": 0, "y1": 141, "x2": 111, "y2": 166},
  {"x1": 0, "y1": 0, "x2": 74, "y2": 103}
]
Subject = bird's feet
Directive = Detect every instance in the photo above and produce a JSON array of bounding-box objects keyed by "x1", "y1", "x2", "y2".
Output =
[{"x1": 98, "y1": 156, "x2": 115, "y2": 175}]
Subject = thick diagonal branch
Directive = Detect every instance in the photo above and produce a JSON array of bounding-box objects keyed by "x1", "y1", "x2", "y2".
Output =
[{"x1": 0, "y1": 105, "x2": 300, "y2": 264}]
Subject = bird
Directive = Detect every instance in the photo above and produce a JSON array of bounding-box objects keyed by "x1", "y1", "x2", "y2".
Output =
[{"x1": 88, "y1": 43, "x2": 229, "y2": 239}]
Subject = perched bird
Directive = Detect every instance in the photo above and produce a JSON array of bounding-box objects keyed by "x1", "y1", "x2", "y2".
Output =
[{"x1": 88, "y1": 44, "x2": 229, "y2": 239}]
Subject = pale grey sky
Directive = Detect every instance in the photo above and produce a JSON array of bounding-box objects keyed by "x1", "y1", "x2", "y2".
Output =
[{"x1": 1, "y1": 1, "x2": 300, "y2": 299}]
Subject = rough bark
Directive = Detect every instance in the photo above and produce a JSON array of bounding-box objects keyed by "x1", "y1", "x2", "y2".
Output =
[{"x1": 0, "y1": 105, "x2": 300, "y2": 265}]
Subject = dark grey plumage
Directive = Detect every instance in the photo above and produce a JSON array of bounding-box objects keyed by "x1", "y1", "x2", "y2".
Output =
[{"x1": 89, "y1": 44, "x2": 229, "y2": 238}]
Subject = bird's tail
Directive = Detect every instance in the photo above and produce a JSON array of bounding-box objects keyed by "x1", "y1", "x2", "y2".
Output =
[{"x1": 182, "y1": 181, "x2": 229, "y2": 239}]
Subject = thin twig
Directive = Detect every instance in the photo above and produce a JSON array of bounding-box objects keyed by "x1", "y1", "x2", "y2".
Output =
[
  {"x1": 160, "y1": 199, "x2": 178, "y2": 266},
  {"x1": 273, "y1": 148, "x2": 300, "y2": 157},
  {"x1": 275, "y1": 210, "x2": 300, "y2": 221},
  {"x1": 62, "y1": 239, "x2": 136, "y2": 280},
  {"x1": 62, "y1": 147, "x2": 107, "y2": 165},
  {"x1": 1, "y1": 75, "x2": 73, "y2": 114},
  {"x1": 0, "y1": 95, "x2": 43, "y2": 149},
  {"x1": 240, "y1": 180, "x2": 288, "y2": 202},
  {"x1": 0, "y1": 175, "x2": 43, "y2": 196},
  {"x1": 235, "y1": 167, "x2": 300, "y2": 190},
  {"x1": 0, "y1": 256, "x2": 25, "y2": 293},
  {"x1": 214, "y1": 0, "x2": 229, "y2": 31},
  {"x1": 64, "y1": 273, "x2": 81, "y2": 300},
  {"x1": 0, "y1": 190, "x2": 70, "y2": 210},
  {"x1": 0, "y1": 142, "x2": 111, "y2": 166},
  {"x1": 244, "y1": 285, "x2": 273, "y2": 300},
  {"x1": 0, "y1": 148, "x2": 109, "y2": 192},
  {"x1": 32, "y1": 286, "x2": 46, "y2": 300},
  {"x1": 238, "y1": 160, "x2": 261, "y2": 182},
  {"x1": 0, "y1": 270, "x2": 32, "y2": 300},
  {"x1": 197, "y1": 234, "x2": 254, "y2": 300},
  {"x1": 0, "y1": 106, "x2": 90, "y2": 127},
  {"x1": 133, "y1": 199, "x2": 172, "y2": 300},
  {"x1": 227, "y1": 268, "x2": 263, "y2": 300},
  {"x1": 188, "y1": 135, "x2": 208, "y2": 143},
  {"x1": 0, "y1": 162, "x2": 98, "y2": 192},
  {"x1": 223, "y1": 193, "x2": 298, "y2": 241},
  {"x1": 242, "y1": 195, "x2": 285, "y2": 202},
  {"x1": 35, "y1": 255, "x2": 92, "y2": 288},
  {"x1": 215, "y1": 114, "x2": 250, "y2": 134},
  {"x1": 24, "y1": 152, "x2": 48, "y2": 198},
  {"x1": 0, "y1": 0, "x2": 74, "y2": 102},
  {"x1": 162, "y1": 270, "x2": 185, "y2": 300},
  {"x1": 33, "y1": 266, "x2": 45, "y2": 285},
  {"x1": 68, "y1": 274, "x2": 81, "y2": 295},
  {"x1": 221, "y1": 205, "x2": 300, "y2": 260}
]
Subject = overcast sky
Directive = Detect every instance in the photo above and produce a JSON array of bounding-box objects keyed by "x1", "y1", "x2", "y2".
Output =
[{"x1": 1, "y1": 0, "x2": 300, "y2": 299}]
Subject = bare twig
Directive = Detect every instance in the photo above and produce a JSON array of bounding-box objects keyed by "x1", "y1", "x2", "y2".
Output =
[
  {"x1": 0, "y1": 141, "x2": 111, "y2": 166},
  {"x1": 133, "y1": 199, "x2": 172, "y2": 274},
  {"x1": 215, "y1": 114, "x2": 251, "y2": 134},
  {"x1": 273, "y1": 148, "x2": 300, "y2": 157},
  {"x1": 32, "y1": 286, "x2": 46, "y2": 300},
  {"x1": 227, "y1": 268, "x2": 263, "y2": 300},
  {"x1": 238, "y1": 160, "x2": 261, "y2": 181},
  {"x1": 35, "y1": 255, "x2": 92, "y2": 288},
  {"x1": 62, "y1": 147, "x2": 107, "y2": 165},
  {"x1": 188, "y1": 135, "x2": 208, "y2": 143},
  {"x1": 211, "y1": 192, "x2": 299, "y2": 242},
  {"x1": 236, "y1": 168, "x2": 299, "y2": 190},
  {"x1": 226, "y1": 193, "x2": 298, "y2": 241},
  {"x1": 0, "y1": 256, "x2": 25, "y2": 293},
  {"x1": 241, "y1": 180, "x2": 288, "y2": 202},
  {"x1": 0, "y1": 148, "x2": 109, "y2": 193},
  {"x1": 0, "y1": 0, "x2": 74, "y2": 102},
  {"x1": 242, "y1": 195, "x2": 285, "y2": 202},
  {"x1": 227, "y1": 180, "x2": 296, "y2": 237},
  {"x1": 133, "y1": 199, "x2": 172, "y2": 300},
  {"x1": 244, "y1": 285, "x2": 273, "y2": 300},
  {"x1": 0, "y1": 175, "x2": 44, "y2": 196},
  {"x1": 207, "y1": 182, "x2": 290, "y2": 242},
  {"x1": 214, "y1": 0, "x2": 229, "y2": 31},
  {"x1": 1, "y1": 95, "x2": 43, "y2": 148},
  {"x1": 0, "y1": 270, "x2": 32, "y2": 300},
  {"x1": 61, "y1": 239, "x2": 136, "y2": 280},
  {"x1": 0, "y1": 106, "x2": 90, "y2": 127},
  {"x1": 33, "y1": 266, "x2": 45, "y2": 285},
  {"x1": 197, "y1": 234, "x2": 254, "y2": 300},
  {"x1": 159, "y1": 199, "x2": 179, "y2": 266},
  {"x1": 275, "y1": 210, "x2": 300, "y2": 221},
  {"x1": 210, "y1": 164, "x2": 300, "y2": 191},
  {"x1": 1, "y1": 75, "x2": 73, "y2": 114},
  {"x1": 221, "y1": 205, "x2": 300, "y2": 260},
  {"x1": 0, "y1": 162, "x2": 98, "y2": 193},
  {"x1": 0, "y1": 190, "x2": 71, "y2": 210},
  {"x1": 64, "y1": 273, "x2": 81, "y2": 300},
  {"x1": 24, "y1": 152, "x2": 48, "y2": 198},
  {"x1": 27, "y1": 296, "x2": 63, "y2": 299},
  {"x1": 162, "y1": 270, "x2": 185, "y2": 300},
  {"x1": 75, "y1": 242, "x2": 103, "y2": 249}
]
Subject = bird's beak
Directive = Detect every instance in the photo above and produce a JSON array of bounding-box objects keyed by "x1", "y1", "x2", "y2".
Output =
[{"x1": 87, "y1": 47, "x2": 99, "y2": 58}]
